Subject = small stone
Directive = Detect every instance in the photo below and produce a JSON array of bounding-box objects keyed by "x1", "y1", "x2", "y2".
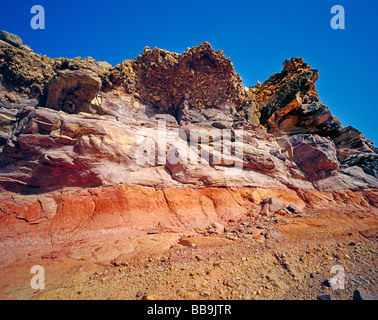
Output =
[
  {"x1": 287, "y1": 204, "x2": 301, "y2": 214},
  {"x1": 136, "y1": 290, "x2": 146, "y2": 298},
  {"x1": 353, "y1": 290, "x2": 378, "y2": 300},
  {"x1": 210, "y1": 222, "x2": 225, "y2": 234},
  {"x1": 5, "y1": 92, "x2": 16, "y2": 103},
  {"x1": 317, "y1": 295, "x2": 332, "y2": 300},
  {"x1": 200, "y1": 290, "x2": 211, "y2": 298}
]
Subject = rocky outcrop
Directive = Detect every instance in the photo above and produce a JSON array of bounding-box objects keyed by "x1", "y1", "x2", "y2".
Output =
[
  {"x1": 251, "y1": 57, "x2": 320, "y2": 125},
  {"x1": 332, "y1": 126, "x2": 377, "y2": 177},
  {"x1": 102, "y1": 42, "x2": 248, "y2": 124},
  {"x1": 0, "y1": 31, "x2": 377, "y2": 244},
  {"x1": 267, "y1": 100, "x2": 342, "y2": 137},
  {"x1": 0, "y1": 40, "x2": 54, "y2": 103}
]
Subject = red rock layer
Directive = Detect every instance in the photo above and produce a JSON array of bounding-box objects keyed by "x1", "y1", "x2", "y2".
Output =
[{"x1": 1, "y1": 185, "x2": 376, "y2": 242}]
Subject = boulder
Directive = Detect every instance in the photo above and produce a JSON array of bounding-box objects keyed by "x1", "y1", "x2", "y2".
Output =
[
  {"x1": 287, "y1": 204, "x2": 301, "y2": 214},
  {"x1": 208, "y1": 222, "x2": 225, "y2": 234},
  {"x1": 45, "y1": 70, "x2": 101, "y2": 113},
  {"x1": 0, "y1": 30, "x2": 23, "y2": 48},
  {"x1": 260, "y1": 197, "x2": 286, "y2": 217}
]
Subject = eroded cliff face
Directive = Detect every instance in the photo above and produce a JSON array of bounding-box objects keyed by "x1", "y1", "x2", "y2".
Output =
[{"x1": 0, "y1": 31, "x2": 377, "y2": 242}]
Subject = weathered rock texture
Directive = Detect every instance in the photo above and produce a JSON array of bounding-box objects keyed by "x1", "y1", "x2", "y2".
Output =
[{"x1": 0, "y1": 31, "x2": 377, "y2": 243}]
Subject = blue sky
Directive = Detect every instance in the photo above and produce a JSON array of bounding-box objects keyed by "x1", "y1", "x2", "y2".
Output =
[{"x1": 1, "y1": 0, "x2": 377, "y2": 143}]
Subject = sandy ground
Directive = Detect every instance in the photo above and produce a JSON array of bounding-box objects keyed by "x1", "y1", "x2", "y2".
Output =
[{"x1": 0, "y1": 208, "x2": 377, "y2": 300}]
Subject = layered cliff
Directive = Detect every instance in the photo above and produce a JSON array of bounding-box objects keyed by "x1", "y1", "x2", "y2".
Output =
[{"x1": 0, "y1": 31, "x2": 377, "y2": 243}]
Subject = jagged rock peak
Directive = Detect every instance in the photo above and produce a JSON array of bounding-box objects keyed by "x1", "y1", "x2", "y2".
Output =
[{"x1": 251, "y1": 56, "x2": 320, "y2": 124}]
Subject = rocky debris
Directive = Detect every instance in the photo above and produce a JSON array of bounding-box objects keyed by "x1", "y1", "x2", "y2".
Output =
[
  {"x1": 45, "y1": 70, "x2": 102, "y2": 113},
  {"x1": 0, "y1": 30, "x2": 23, "y2": 48},
  {"x1": 178, "y1": 236, "x2": 233, "y2": 248},
  {"x1": 353, "y1": 289, "x2": 378, "y2": 300},
  {"x1": 317, "y1": 295, "x2": 332, "y2": 300},
  {"x1": 1, "y1": 203, "x2": 378, "y2": 300}
]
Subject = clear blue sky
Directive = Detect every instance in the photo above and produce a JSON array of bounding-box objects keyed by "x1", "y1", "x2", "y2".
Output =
[{"x1": 1, "y1": 0, "x2": 377, "y2": 144}]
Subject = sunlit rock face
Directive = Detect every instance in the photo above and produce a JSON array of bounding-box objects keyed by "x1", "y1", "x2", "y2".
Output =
[{"x1": 0, "y1": 32, "x2": 377, "y2": 242}]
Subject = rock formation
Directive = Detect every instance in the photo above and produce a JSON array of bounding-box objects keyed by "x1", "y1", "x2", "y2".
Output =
[{"x1": 0, "y1": 31, "x2": 377, "y2": 258}]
